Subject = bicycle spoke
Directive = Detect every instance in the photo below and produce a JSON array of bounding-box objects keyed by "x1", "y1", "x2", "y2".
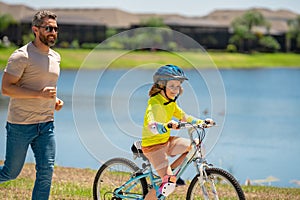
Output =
[
  {"x1": 187, "y1": 168, "x2": 245, "y2": 200},
  {"x1": 93, "y1": 158, "x2": 148, "y2": 200}
]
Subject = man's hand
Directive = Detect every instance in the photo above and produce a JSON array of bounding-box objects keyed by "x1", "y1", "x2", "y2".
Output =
[
  {"x1": 40, "y1": 87, "x2": 56, "y2": 99},
  {"x1": 55, "y1": 97, "x2": 64, "y2": 111}
]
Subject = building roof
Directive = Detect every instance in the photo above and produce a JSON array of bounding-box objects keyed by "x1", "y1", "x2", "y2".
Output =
[
  {"x1": 201, "y1": 8, "x2": 298, "y2": 34},
  {"x1": 0, "y1": 2, "x2": 35, "y2": 21},
  {"x1": 0, "y1": 2, "x2": 299, "y2": 33}
]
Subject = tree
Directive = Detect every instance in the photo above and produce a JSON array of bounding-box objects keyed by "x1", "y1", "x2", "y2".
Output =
[
  {"x1": 243, "y1": 10, "x2": 266, "y2": 31},
  {"x1": 230, "y1": 10, "x2": 268, "y2": 52},
  {"x1": 140, "y1": 17, "x2": 168, "y2": 28},
  {"x1": 287, "y1": 15, "x2": 300, "y2": 52},
  {"x1": 0, "y1": 13, "x2": 17, "y2": 32},
  {"x1": 133, "y1": 17, "x2": 172, "y2": 50},
  {"x1": 0, "y1": 13, "x2": 17, "y2": 47}
]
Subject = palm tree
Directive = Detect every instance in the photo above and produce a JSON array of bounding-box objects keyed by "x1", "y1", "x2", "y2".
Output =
[
  {"x1": 230, "y1": 10, "x2": 267, "y2": 52},
  {"x1": 0, "y1": 13, "x2": 17, "y2": 33},
  {"x1": 287, "y1": 15, "x2": 300, "y2": 52}
]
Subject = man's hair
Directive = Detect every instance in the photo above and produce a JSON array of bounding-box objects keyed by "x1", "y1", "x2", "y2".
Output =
[{"x1": 32, "y1": 10, "x2": 57, "y2": 27}]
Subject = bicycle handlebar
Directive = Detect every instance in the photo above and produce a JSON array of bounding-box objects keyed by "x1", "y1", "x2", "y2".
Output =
[{"x1": 167, "y1": 121, "x2": 216, "y2": 129}]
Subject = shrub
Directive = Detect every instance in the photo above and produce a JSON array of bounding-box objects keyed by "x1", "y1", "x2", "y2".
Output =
[
  {"x1": 226, "y1": 44, "x2": 237, "y2": 52},
  {"x1": 81, "y1": 43, "x2": 99, "y2": 49},
  {"x1": 22, "y1": 33, "x2": 34, "y2": 46},
  {"x1": 259, "y1": 36, "x2": 281, "y2": 52},
  {"x1": 71, "y1": 40, "x2": 80, "y2": 49},
  {"x1": 59, "y1": 41, "x2": 70, "y2": 48}
]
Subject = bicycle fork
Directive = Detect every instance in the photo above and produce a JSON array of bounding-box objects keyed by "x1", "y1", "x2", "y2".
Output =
[{"x1": 195, "y1": 161, "x2": 219, "y2": 200}]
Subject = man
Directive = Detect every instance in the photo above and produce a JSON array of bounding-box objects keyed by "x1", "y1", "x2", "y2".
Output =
[{"x1": 0, "y1": 10, "x2": 63, "y2": 199}]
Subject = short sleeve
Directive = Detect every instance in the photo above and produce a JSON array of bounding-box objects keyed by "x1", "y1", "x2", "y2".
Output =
[{"x1": 4, "y1": 50, "x2": 28, "y2": 78}]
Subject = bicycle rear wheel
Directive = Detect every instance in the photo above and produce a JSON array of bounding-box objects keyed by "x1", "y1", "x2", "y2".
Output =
[
  {"x1": 187, "y1": 167, "x2": 245, "y2": 200},
  {"x1": 93, "y1": 157, "x2": 148, "y2": 200}
]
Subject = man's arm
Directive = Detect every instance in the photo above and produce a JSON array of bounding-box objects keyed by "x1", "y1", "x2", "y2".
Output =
[{"x1": 1, "y1": 72, "x2": 56, "y2": 99}]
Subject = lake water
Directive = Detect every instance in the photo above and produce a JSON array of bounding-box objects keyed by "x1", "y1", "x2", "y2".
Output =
[{"x1": 0, "y1": 68, "x2": 300, "y2": 188}]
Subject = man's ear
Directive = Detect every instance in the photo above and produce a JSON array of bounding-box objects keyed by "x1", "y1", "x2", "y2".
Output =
[{"x1": 32, "y1": 26, "x2": 38, "y2": 36}]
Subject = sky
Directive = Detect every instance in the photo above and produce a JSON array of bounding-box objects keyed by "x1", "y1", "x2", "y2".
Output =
[{"x1": 2, "y1": 0, "x2": 300, "y2": 17}]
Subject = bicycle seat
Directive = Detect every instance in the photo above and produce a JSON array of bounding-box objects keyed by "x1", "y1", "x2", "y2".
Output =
[{"x1": 131, "y1": 141, "x2": 147, "y2": 160}]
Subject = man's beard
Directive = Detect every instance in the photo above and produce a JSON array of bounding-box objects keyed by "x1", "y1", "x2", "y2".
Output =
[{"x1": 39, "y1": 34, "x2": 57, "y2": 47}]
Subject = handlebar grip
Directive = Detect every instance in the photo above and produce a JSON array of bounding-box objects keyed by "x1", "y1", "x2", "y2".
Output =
[
  {"x1": 205, "y1": 119, "x2": 216, "y2": 126},
  {"x1": 177, "y1": 122, "x2": 188, "y2": 128}
]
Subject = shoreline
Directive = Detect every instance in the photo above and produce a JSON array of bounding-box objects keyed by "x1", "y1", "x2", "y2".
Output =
[
  {"x1": 58, "y1": 66, "x2": 300, "y2": 70},
  {"x1": 1, "y1": 48, "x2": 300, "y2": 70}
]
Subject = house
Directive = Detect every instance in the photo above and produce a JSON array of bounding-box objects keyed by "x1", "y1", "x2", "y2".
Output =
[{"x1": 0, "y1": 2, "x2": 299, "y2": 51}]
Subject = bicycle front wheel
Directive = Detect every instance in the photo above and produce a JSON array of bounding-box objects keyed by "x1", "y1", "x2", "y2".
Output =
[
  {"x1": 187, "y1": 167, "x2": 245, "y2": 200},
  {"x1": 93, "y1": 157, "x2": 148, "y2": 200}
]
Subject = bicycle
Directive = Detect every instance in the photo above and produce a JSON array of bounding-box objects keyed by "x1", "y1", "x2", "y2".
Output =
[{"x1": 93, "y1": 121, "x2": 246, "y2": 199}]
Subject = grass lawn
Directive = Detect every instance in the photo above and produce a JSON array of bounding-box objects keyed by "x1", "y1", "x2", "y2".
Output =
[
  {"x1": 1, "y1": 48, "x2": 300, "y2": 70},
  {"x1": 0, "y1": 162, "x2": 299, "y2": 199}
]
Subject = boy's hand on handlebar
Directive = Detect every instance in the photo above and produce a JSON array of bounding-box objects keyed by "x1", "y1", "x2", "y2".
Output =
[
  {"x1": 203, "y1": 118, "x2": 216, "y2": 128},
  {"x1": 167, "y1": 120, "x2": 180, "y2": 129}
]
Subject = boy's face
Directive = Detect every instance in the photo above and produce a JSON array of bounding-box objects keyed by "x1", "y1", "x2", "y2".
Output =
[{"x1": 165, "y1": 80, "x2": 181, "y2": 99}]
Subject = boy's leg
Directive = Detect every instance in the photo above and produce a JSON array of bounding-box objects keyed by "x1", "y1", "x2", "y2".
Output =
[
  {"x1": 168, "y1": 137, "x2": 190, "y2": 186},
  {"x1": 168, "y1": 137, "x2": 191, "y2": 169},
  {"x1": 170, "y1": 152, "x2": 189, "y2": 169},
  {"x1": 143, "y1": 146, "x2": 170, "y2": 199},
  {"x1": 144, "y1": 188, "x2": 157, "y2": 200},
  {"x1": 143, "y1": 145, "x2": 171, "y2": 178}
]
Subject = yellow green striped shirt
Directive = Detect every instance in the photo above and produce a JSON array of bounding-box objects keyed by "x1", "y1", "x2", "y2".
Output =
[{"x1": 142, "y1": 93, "x2": 202, "y2": 147}]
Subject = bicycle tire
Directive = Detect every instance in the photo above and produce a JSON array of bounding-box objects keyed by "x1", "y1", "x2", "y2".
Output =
[
  {"x1": 93, "y1": 157, "x2": 148, "y2": 200},
  {"x1": 186, "y1": 167, "x2": 245, "y2": 200}
]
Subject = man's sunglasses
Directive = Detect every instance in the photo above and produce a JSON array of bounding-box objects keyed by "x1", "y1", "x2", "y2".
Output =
[{"x1": 37, "y1": 26, "x2": 58, "y2": 33}]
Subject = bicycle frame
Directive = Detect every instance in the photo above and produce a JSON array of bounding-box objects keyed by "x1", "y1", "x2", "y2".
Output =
[
  {"x1": 113, "y1": 173, "x2": 152, "y2": 199},
  {"x1": 173, "y1": 127, "x2": 205, "y2": 178},
  {"x1": 94, "y1": 122, "x2": 245, "y2": 200},
  {"x1": 112, "y1": 160, "x2": 162, "y2": 199},
  {"x1": 173, "y1": 126, "x2": 215, "y2": 200},
  {"x1": 113, "y1": 125, "x2": 212, "y2": 199}
]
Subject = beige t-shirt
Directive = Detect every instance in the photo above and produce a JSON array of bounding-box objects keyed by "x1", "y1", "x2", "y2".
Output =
[{"x1": 4, "y1": 42, "x2": 60, "y2": 124}]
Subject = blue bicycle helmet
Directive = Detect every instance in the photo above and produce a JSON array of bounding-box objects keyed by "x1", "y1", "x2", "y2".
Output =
[{"x1": 153, "y1": 64, "x2": 188, "y2": 83}]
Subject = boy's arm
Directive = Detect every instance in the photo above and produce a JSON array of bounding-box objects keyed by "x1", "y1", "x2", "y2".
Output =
[{"x1": 173, "y1": 103, "x2": 204, "y2": 124}]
